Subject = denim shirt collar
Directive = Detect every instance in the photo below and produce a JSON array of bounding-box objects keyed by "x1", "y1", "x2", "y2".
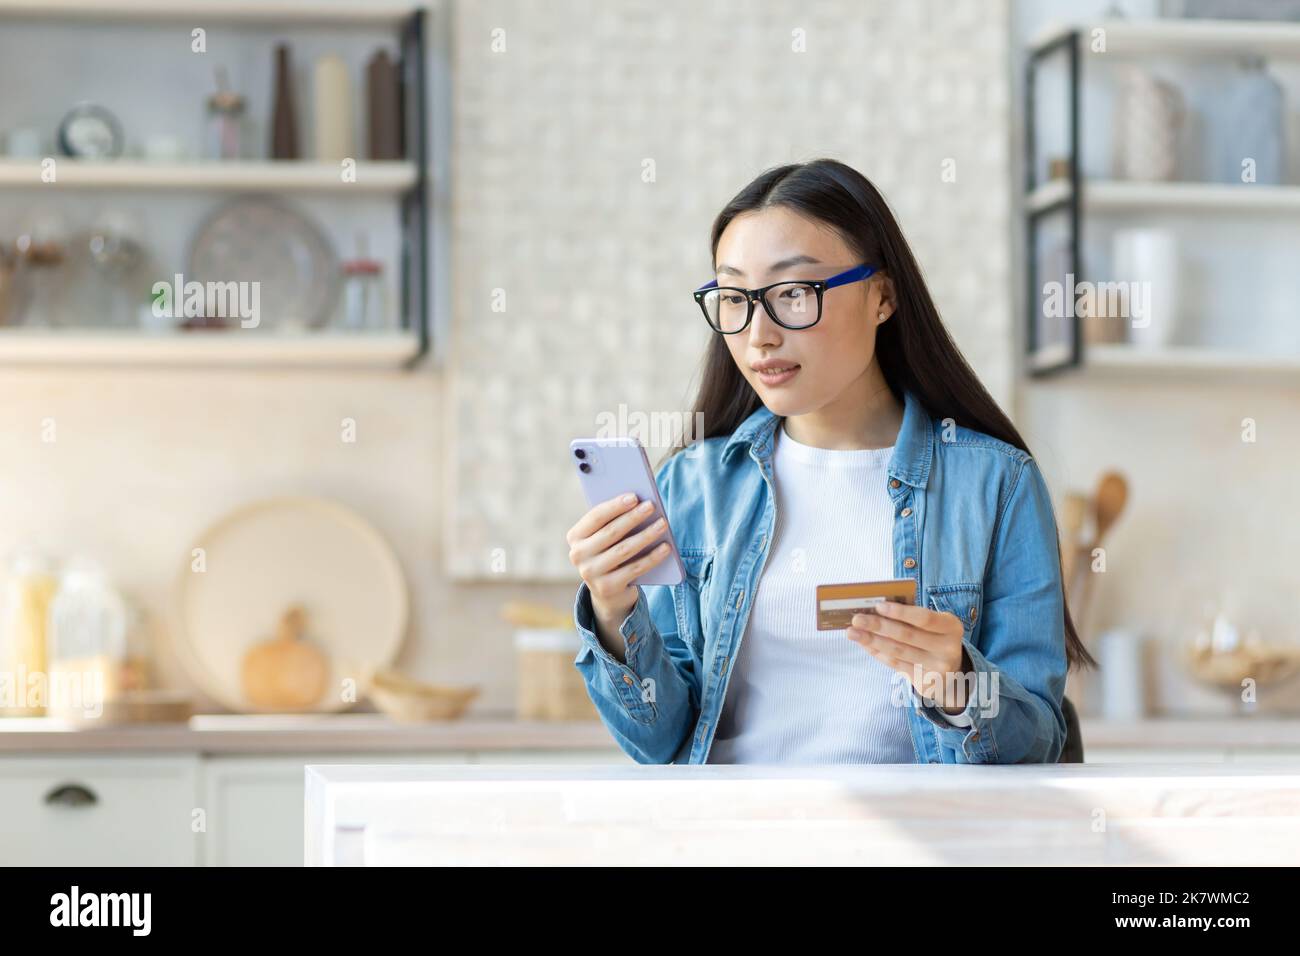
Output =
[{"x1": 721, "y1": 389, "x2": 934, "y2": 489}]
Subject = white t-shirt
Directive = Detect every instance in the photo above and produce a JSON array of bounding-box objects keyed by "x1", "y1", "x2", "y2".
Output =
[{"x1": 707, "y1": 420, "x2": 918, "y2": 764}]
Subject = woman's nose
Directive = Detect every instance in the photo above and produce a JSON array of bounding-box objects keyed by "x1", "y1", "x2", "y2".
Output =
[{"x1": 746, "y1": 296, "x2": 782, "y2": 348}]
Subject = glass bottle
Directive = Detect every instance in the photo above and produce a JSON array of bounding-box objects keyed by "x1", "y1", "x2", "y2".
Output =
[
  {"x1": 206, "y1": 66, "x2": 248, "y2": 161},
  {"x1": 338, "y1": 234, "x2": 387, "y2": 331},
  {"x1": 0, "y1": 554, "x2": 58, "y2": 717},
  {"x1": 1215, "y1": 55, "x2": 1284, "y2": 186}
]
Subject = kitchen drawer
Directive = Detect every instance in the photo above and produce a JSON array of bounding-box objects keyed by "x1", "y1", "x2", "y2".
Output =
[{"x1": 0, "y1": 755, "x2": 200, "y2": 865}]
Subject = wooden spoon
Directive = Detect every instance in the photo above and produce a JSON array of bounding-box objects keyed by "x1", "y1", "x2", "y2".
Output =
[
  {"x1": 1059, "y1": 492, "x2": 1089, "y2": 598},
  {"x1": 1092, "y1": 472, "x2": 1129, "y2": 547},
  {"x1": 1075, "y1": 472, "x2": 1129, "y2": 635}
]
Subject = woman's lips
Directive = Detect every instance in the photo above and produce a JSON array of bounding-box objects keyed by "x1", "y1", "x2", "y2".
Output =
[{"x1": 754, "y1": 364, "x2": 801, "y2": 387}]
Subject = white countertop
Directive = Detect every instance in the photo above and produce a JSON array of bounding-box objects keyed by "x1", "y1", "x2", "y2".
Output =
[
  {"x1": 1, "y1": 713, "x2": 1298, "y2": 753},
  {"x1": 304, "y1": 761, "x2": 1300, "y2": 866}
]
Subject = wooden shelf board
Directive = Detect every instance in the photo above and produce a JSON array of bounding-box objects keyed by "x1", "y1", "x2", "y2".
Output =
[
  {"x1": 1030, "y1": 17, "x2": 1300, "y2": 59},
  {"x1": 1028, "y1": 180, "x2": 1300, "y2": 214},
  {"x1": 0, "y1": 0, "x2": 419, "y2": 27},
  {"x1": 1084, "y1": 344, "x2": 1300, "y2": 375},
  {"x1": 0, "y1": 160, "x2": 418, "y2": 194},
  {"x1": 0, "y1": 329, "x2": 422, "y2": 368}
]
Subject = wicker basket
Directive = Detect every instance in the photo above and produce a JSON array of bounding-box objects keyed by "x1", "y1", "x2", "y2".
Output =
[{"x1": 515, "y1": 627, "x2": 599, "y2": 721}]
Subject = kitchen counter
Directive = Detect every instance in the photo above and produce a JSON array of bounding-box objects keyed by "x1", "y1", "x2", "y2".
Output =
[
  {"x1": 0, "y1": 713, "x2": 614, "y2": 754},
  {"x1": 305, "y1": 761, "x2": 1300, "y2": 866},
  {"x1": 1, "y1": 714, "x2": 1299, "y2": 754}
]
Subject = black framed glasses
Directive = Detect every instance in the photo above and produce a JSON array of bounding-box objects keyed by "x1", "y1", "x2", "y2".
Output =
[{"x1": 693, "y1": 263, "x2": 878, "y2": 334}]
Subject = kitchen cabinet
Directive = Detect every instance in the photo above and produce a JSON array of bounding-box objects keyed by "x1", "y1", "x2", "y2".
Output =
[
  {"x1": 204, "y1": 749, "x2": 630, "y2": 866},
  {"x1": 0, "y1": 717, "x2": 631, "y2": 866},
  {"x1": 202, "y1": 752, "x2": 476, "y2": 866},
  {"x1": 0, "y1": 755, "x2": 201, "y2": 865}
]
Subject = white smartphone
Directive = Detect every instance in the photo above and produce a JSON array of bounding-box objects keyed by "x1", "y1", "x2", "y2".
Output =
[{"x1": 569, "y1": 436, "x2": 684, "y2": 587}]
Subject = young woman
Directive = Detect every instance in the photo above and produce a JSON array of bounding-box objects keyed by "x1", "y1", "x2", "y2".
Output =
[{"x1": 566, "y1": 158, "x2": 1092, "y2": 765}]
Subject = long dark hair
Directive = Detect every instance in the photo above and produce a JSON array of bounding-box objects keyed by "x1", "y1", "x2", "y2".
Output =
[{"x1": 673, "y1": 157, "x2": 1094, "y2": 671}]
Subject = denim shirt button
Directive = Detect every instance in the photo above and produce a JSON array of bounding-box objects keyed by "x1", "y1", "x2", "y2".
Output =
[
  {"x1": 903, "y1": 557, "x2": 916, "y2": 569},
  {"x1": 900, "y1": 506, "x2": 912, "y2": 517},
  {"x1": 890, "y1": 479, "x2": 901, "y2": 489},
  {"x1": 622, "y1": 674, "x2": 634, "y2": 685}
]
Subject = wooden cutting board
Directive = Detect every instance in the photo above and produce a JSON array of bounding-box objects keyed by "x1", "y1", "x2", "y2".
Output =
[{"x1": 174, "y1": 496, "x2": 408, "y2": 713}]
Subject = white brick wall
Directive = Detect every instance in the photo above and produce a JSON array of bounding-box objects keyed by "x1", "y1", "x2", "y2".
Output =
[{"x1": 447, "y1": 0, "x2": 1014, "y2": 580}]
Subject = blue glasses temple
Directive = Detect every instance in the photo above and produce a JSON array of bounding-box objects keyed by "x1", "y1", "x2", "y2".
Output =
[{"x1": 694, "y1": 263, "x2": 877, "y2": 294}]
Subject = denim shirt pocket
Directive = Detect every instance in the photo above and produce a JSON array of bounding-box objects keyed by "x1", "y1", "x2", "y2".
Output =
[
  {"x1": 674, "y1": 547, "x2": 715, "y2": 656},
  {"x1": 924, "y1": 582, "x2": 983, "y2": 645}
]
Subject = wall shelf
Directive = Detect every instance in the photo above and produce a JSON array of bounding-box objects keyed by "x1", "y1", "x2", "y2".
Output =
[
  {"x1": 1030, "y1": 17, "x2": 1300, "y2": 59},
  {"x1": 1084, "y1": 344, "x2": 1300, "y2": 377},
  {"x1": 0, "y1": 159, "x2": 419, "y2": 194},
  {"x1": 1023, "y1": 18, "x2": 1300, "y2": 378},
  {"x1": 0, "y1": 0, "x2": 420, "y2": 27},
  {"x1": 0, "y1": 2, "x2": 433, "y2": 367},
  {"x1": 1027, "y1": 180, "x2": 1300, "y2": 215},
  {"x1": 0, "y1": 329, "x2": 422, "y2": 368}
]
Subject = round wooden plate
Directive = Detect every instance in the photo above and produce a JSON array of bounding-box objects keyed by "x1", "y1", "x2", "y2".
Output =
[{"x1": 174, "y1": 496, "x2": 408, "y2": 713}]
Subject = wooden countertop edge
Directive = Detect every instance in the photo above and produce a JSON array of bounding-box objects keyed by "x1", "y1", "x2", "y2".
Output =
[
  {"x1": 0, "y1": 715, "x2": 616, "y2": 754},
  {"x1": 0, "y1": 715, "x2": 1298, "y2": 754}
]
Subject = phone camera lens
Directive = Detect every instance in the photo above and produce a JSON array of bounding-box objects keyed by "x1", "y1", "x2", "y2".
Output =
[
  {"x1": 573, "y1": 448, "x2": 587, "y2": 459},
  {"x1": 578, "y1": 462, "x2": 591, "y2": 473}
]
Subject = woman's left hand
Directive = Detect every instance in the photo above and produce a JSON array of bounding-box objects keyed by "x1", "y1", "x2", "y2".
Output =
[{"x1": 846, "y1": 601, "x2": 971, "y2": 714}]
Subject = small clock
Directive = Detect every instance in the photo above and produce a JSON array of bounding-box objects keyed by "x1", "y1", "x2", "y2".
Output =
[{"x1": 57, "y1": 103, "x2": 124, "y2": 159}]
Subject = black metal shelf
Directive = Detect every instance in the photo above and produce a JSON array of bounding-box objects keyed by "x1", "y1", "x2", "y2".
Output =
[{"x1": 1024, "y1": 28, "x2": 1081, "y2": 378}]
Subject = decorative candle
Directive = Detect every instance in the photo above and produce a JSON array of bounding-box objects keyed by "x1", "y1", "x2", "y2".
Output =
[{"x1": 313, "y1": 53, "x2": 354, "y2": 161}]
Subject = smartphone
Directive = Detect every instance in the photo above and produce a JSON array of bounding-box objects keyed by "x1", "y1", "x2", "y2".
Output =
[{"x1": 569, "y1": 437, "x2": 684, "y2": 587}]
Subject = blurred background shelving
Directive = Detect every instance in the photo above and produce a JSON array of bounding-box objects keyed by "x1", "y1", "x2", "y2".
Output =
[
  {"x1": 0, "y1": 0, "x2": 432, "y2": 367},
  {"x1": 1024, "y1": 14, "x2": 1300, "y2": 376}
]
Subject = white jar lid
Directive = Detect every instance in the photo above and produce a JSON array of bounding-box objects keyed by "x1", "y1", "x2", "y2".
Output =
[{"x1": 513, "y1": 627, "x2": 580, "y2": 651}]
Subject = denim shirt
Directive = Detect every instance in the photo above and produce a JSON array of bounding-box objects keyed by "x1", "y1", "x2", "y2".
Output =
[{"x1": 572, "y1": 389, "x2": 1069, "y2": 765}]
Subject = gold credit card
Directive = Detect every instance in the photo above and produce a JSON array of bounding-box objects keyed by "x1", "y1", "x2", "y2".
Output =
[{"x1": 815, "y1": 579, "x2": 915, "y2": 630}]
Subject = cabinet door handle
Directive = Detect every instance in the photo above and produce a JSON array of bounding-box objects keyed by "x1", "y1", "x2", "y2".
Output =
[{"x1": 43, "y1": 783, "x2": 98, "y2": 807}]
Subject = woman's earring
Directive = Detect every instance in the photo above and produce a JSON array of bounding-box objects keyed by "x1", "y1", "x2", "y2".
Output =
[{"x1": 878, "y1": 312, "x2": 887, "y2": 322}]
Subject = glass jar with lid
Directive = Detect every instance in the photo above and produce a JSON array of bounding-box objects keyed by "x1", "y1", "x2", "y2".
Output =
[{"x1": 46, "y1": 560, "x2": 128, "y2": 721}]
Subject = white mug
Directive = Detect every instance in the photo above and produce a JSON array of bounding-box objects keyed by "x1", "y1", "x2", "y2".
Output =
[{"x1": 1112, "y1": 228, "x2": 1179, "y2": 348}]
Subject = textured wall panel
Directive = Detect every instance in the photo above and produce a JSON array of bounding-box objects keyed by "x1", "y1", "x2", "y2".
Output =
[{"x1": 448, "y1": 0, "x2": 1013, "y2": 580}]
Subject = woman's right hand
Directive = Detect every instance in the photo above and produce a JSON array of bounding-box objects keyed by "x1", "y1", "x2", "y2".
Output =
[{"x1": 566, "y1": 492, "x2": 672, "y2": 628}]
